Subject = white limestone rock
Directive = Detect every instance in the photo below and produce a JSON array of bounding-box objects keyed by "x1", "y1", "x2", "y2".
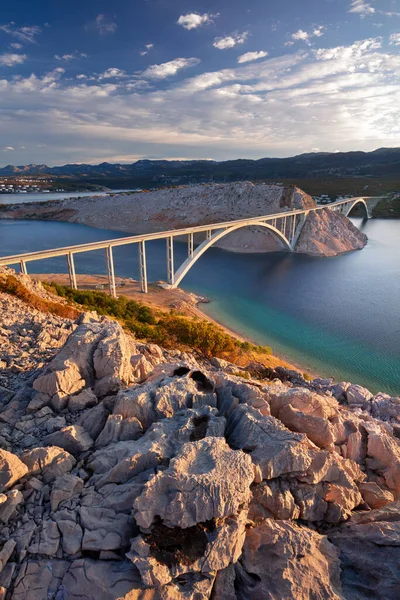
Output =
[
  {"x1": 20, "y1": 446, "x2": 76, "y2": 483},
  {"x1": 0, "y1": 449, "x2": 28, "y2": 492},
  {"x1": 134, "y1": 436, "x2": 253, "y2": 530}
]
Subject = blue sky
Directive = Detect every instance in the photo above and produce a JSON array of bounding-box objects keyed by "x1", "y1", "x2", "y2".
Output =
[{"x1": 1, "y1": 0, "x2": 400, "y2": 165}]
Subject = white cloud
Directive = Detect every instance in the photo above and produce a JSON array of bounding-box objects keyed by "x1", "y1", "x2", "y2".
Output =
[
  {"x1": 177, "y1": 13, "x2": 218, "y2": 30},
  {"x1": 139, "y1": 43, "x2": 154, "y2": 56},
  {"x1": 213, "y1": 31, "x2": 248, "y2": 50},
  {"x1": 349, "y1": 0, "x2": 375, "y2": 17},
  {"x1": 0, "y1": 23, "x2": 41, "y2": 43},
  {"x1": 55, "y1": 52, "x2": 87, "y2": 62},
  {"x1": 142, "y1": 58, "x2": 200, "y2": 79},
  {"x1": 10, "y1": 42, "x2": 23, "y2": 49},
  {"x1": 389, "y1": 33, "x2": 400, "y2": 46},
  {"x1": 1, "y1": 38, "x2": 400, "y2": 163},
  {"x1": 94, "y1": 14, "x2": 117, "y2": 35},
  {"x1": 0, "y1": 53, "x2": 27, "y2": 66},
  {"x1": 3, "y1": 146, "x2": 15, "y2": 151},
  {"x1": 291, "y1": 26, "x2": 325, "y2": 45},
  {"x1": 98, "y1": 68, "x2": 126, "y2": 79},
  {"x1": 238, "y1": 51, "x2": 268, "y2": 64}
]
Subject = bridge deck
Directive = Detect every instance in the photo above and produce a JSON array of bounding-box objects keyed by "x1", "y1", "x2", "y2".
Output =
[{"x1": 0, "y1": 196, "x2": 378, "y2": 266}]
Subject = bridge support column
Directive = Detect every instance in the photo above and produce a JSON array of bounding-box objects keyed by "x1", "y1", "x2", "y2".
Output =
[
  {"x1": 19, "y1": 260, "x2": 27, "y2": 275},
  {"x1": 166, "y1": 236, "x2": 174, "y2": 285},
  {"x1": 105, "y1": 246, "x2": 116, "y2": 298},
  {"x1": 291, "y1": 211, "x2": 309, "y2": 250},
  {"x1": 138, "y1": 240, "x2": 148, "y2": 293},
  {"x1": 66, "y1": 253, "x2": 77, "y2": 290},
  {"x1": 188, "y1": 233, "x2": 194, "y2": 258},
  {"x1": 206, "y1": 230, "x2": 212, "y2": 241}
]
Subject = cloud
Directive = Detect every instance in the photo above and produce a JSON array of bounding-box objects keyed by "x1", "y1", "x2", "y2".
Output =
[
  {"x1": 348, "y1": 0, "x2": 375, "y2": 17},
  {"x1": 142, "y1": 58, "x2": 200, "y2": 79},
  {"x1": 389, "y1": 33, "x2": 400, "y2": 46},
  {"x1": 3, "y1": 146, "x2": 15, "y2": 151},
  {"x1": 10, "y1": 42, "x2": 23, "y2": 49},
  {"x1": 0, "y1": 23, "x2": 41, "y2": 43},
  {"x1": 94, "y1": 14, "x2": 117, "y2": 35},
  {"x1": 55, "y1": 52, "x2": 87, "y2": 61},
  {"x1": 213, "y1": 31, "x2": 248, "y2": 50},
  {"x1": 238, "y1": 51, "x2": 268, "y2": 64},
  {"x1": 140, "y1": 43, "x2": 154, "y2": 56},
  {"x1": 98, "y1": 68, "x2": 126, "y2": 79},
  {"x1": 177, "y1": 13, "x2": 219, "y2": 30},
  {"x1": 1, "y1": 38, "x2": 400, "y2": 164},
  {"x1": 290, "y1": 26, "x2": 325, "y2": 45},
  {"x1": 0, "y1": 53, "x2": 27, "y2": 66}
]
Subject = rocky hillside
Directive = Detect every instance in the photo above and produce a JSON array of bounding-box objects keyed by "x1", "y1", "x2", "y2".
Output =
[
  {"x1": 0, "y1": 182, "x2": 367, "y2": 256},
  {"x1": 1, "y1": 272, "x2": 399, "y2": 599}
]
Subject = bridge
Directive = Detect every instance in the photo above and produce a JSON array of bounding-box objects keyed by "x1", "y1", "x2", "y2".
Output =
[{"x1": 0, "y1": 196, "x2": 379, "y2": 296}]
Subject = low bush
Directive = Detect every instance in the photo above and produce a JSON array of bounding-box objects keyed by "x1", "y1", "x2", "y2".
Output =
[
  {"x1": 0, "y1": 274, "x2": 80, "y2": 320},
  {"x1": 44, "y1": 281, "x2": 273, "y2": 359}
]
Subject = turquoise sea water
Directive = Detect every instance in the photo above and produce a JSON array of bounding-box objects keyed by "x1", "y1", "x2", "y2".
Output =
[{"x1": 1, "y1": 217, "x2": 399, "y2": 394}]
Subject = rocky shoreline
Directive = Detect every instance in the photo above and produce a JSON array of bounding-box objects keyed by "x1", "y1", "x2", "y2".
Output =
[
  {"x1": 0, "y1": 270, "x2": 399, "y2": 599},
  {"x1": 0, "y1": 182, "x2": 367, "y2": 256}
]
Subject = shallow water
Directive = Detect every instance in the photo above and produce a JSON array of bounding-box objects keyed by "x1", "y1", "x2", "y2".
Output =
[{"x1": 1, "y1": 217, "x2": 399, "y2": 394}]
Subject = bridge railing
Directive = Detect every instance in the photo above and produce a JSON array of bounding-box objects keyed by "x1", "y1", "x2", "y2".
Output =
[{"x1": 0, "y1": 196, "x2": 378, "y2": 294}]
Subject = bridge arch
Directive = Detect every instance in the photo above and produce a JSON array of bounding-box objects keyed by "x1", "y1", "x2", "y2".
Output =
[
  {"x1": 171, "y1": 221, "x2": 292, "y2": 288},
  {"x1": 344, "y1": 198, "x2": 370, "y2": 219}
]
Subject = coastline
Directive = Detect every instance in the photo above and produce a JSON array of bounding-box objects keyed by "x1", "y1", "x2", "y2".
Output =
[{"x1": 33, "y1": 272, "x2": 313, "y2": 375}]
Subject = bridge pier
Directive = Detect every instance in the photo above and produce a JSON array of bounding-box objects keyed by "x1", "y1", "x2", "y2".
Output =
[
  {"x1": 188, "y1": 232, "x2": 194, "y2": 258},
  {"x1": 19, "y1": 260, "x2": 27, "y2": 275},
  {"x1": 105, "y1": 246, "x2": 116, "y2": 298},
  {"x1": 166, "y1": 236, "x2": 174, "y2": 285},
  {"x1": 138, "y1": 240, "x2": 148, "y2": 293},
  {"x1": 66, "y1": 253, "x2": 77, "y2": 290}
]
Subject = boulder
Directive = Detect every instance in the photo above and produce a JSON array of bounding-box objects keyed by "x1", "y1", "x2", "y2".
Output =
[
  {"x1": 20, "y1": 446, "x2": 76, "y2": 482},
  {"x1": 0, "y1": 489, "x2": 23, "y2": 523},
  {"x1": 226, "y1": 405, "x2": 315, "y2": 479},
  {"x1": 346, "y1": 384, "x2": 373, "y2": 408},
  {"x1": 50, "y1": 474, "x2": 84, "y2": 511},
  {"x1": 68, "y1": 388, "x2": 98, "y2": 412},
  {"x1": 77, "y1": 403, "x2": 109, "y2": 441},
  {"x1": 216, "y1": 373, "x2": 270, "y2": 416},
  {"x1": 57, "y1": 520, "x2": 83, "y2": 555},
  {"x1": 93, "y1": 321, "x2": 135, "y2": 397},
  {"x1": 329, "y1": 519, "x2": 400, "y2": 599},
  {"x1": 237, "y1": 520, "x2": 343, "y2": 599},
  {"x1": 0, "y1": 449, "x2": 28, "y2": 492},
  {"x1": 95, "y1": 415, "x2": 143, "y2": 448},
  {"x1": 0, "y1": 540, "x2": 16, "y2": 574},
  {"x1": 367, "y1": 430, "x2": 400, "y2": 493},
  {"x1": 44, "y1": 425, "x2": 93, "y2": 455},
  {"x1": 358, "y1": 482, "x2": 394, "y2": 509}
]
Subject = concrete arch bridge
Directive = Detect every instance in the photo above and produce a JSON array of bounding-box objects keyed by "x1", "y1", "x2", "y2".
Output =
[{"x1": 0, "y1": 196, "x2": 379, "y2": 296}]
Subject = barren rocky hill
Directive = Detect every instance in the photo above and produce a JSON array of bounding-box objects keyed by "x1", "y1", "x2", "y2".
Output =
[
  {"x1": 0, "y1": 182, "x2": 367, "y2": 256},
  {"x1": 0, "y1": 270, "x2": 399, "y2": 599}
]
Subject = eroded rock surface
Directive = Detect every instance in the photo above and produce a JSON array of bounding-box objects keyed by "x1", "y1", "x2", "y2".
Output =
[{"x1": 0, "y1": 273, "x2": 399, "y2": 599}]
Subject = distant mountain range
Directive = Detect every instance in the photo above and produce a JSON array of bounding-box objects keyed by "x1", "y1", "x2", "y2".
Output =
[{"x1": 1, "y1": 148, "x2": 400, "y2": 183}]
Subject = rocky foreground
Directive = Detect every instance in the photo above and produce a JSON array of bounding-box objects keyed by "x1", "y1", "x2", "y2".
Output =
[
  {"x1": 1, "y1": 275, "x2": 399, "y2": 599},
  {"x1": 0, "y1": 182, "x2": 367, "y2": 256}
]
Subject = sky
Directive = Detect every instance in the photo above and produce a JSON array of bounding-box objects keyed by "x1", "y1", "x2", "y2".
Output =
[{"x1": 0, "y1": 0, "x2": 400, "y2": 165}]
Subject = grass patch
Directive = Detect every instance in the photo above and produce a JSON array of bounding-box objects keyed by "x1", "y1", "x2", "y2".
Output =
[
  {"x1": 0, "y1": 274, "x2": 80, "y2": 320},
  {"x1": 44, "y1": 282, "x2": 272, "y2": 359}
]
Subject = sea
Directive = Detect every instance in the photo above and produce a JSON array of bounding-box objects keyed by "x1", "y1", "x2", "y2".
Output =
[{"x1": 1, "y1": 216, "x2": 399, "y2": 395}]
